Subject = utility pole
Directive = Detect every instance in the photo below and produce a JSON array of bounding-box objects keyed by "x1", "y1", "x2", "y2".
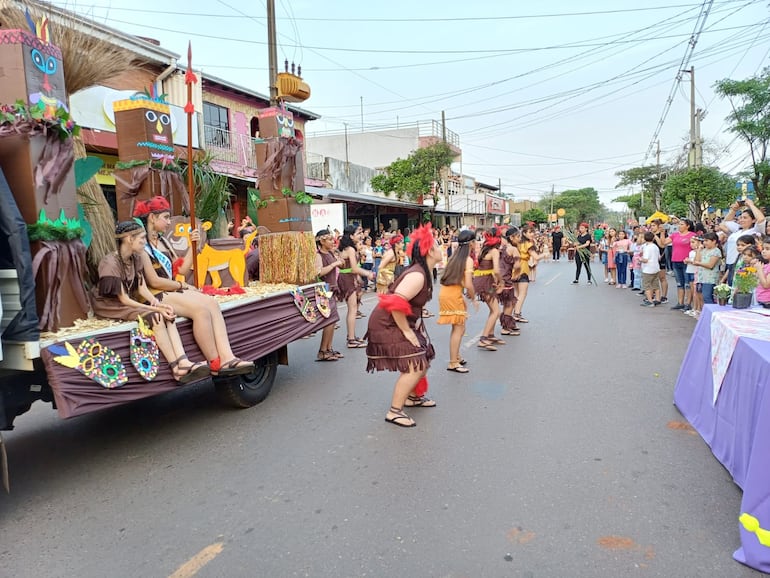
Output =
[
  {"x1": 550, "y1": 184, "x2": 555, "y2": 220},
  {"x1": 442, "y1": 110, "x2": 448, "y2": 212},
  {"x1": 266, "y1": 0, "x2": 278, "y2": 105},
  {"x1": 360, "y1": 96, "x2": 364, "y2": 132},
  {"x1": 685, "y1": 67, "x2": 697, "y2": 169}
]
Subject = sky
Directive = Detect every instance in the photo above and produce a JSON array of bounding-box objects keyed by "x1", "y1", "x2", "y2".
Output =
[{"x1": 50, "y1": 0, "x2": 770, "y2": 210}]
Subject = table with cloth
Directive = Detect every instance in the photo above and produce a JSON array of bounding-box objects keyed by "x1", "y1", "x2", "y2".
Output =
[{"x1": 673, "y1": 304, "x2": 770, "y2": 572}]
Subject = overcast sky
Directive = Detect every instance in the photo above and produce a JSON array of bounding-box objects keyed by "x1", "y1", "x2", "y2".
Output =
[{"x1": 52, "y1": 0, "x2": 770, "y2": 209}]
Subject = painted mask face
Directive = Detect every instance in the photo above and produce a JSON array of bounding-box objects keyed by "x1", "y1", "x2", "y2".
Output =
[
  {"x1": 0, "y1": 25, "x2": 67, "y2": 114},
  {"x1": 275, "y1": 111, "x2": 295, "y2": 138}
]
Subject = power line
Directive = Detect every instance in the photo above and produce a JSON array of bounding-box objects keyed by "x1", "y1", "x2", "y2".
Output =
[{"x1": 642, "y1": 0, "x2": 718, "y2": 163}]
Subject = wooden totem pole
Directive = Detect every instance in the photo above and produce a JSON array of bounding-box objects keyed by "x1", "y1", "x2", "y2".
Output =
[
  {"x1": 0, "y1": 20, "x2": 89, "y2": 333},
  {"x1": 112, "y1": 94, "x2": 187, "y2": 221}
]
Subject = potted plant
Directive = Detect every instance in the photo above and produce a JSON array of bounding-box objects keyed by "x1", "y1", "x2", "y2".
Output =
[
  {"x1": 732, "y1": 265, "x2": 758, "y2": 309},
  {"x1": 713, "y1": 283, "x2": 732, "y2": 306}
]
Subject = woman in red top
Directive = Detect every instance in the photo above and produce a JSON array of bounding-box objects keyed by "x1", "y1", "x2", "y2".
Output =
[{"x1": 664, "y1": 218, "x2": 696, "y2": 310}]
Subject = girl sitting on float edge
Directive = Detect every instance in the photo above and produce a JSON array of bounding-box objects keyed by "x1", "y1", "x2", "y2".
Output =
[
  {"x1": 133, "y1": 196, "x2": 254, "y2": 377},
  {"x1": 91, "y1": 221, "x2": 209, "y2": 383}
]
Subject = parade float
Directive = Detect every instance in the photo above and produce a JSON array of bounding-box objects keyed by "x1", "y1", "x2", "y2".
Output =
[{"x1": 0, "y1": 6, "x2": 333, "y2": 486}]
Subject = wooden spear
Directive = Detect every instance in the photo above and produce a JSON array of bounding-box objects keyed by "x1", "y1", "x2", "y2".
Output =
[{"x1": 184, "y1": 41, "x2": 199, "y2": 287}]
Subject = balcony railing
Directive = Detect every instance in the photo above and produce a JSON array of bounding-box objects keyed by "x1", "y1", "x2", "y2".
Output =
[{"x1": 203, "y1": 124, "x2": 259, "y2": 170}]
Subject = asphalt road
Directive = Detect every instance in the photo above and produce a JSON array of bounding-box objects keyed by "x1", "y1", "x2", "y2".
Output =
[{"x1": 1, "y1": 259, "x2": 766, "y2": 578}]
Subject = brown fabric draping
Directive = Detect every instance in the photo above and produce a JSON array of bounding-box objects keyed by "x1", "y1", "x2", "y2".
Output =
[
  {"x1": 0, "y1": 123, "x2": 74, "y2": 203},
  {"x1": 257, "y1": 138, "x2": 302, "y2": 190},
  {"x1": 113, "y1": 165, "x2": 189, "y2": 213},
  {"x1": 34, "y1": 130, "x2": 75, "y2": 204},
  {"x1": 31, "y1": 239, "x2": 90, "y2": 332},
  {"x1": 40, "y1": 285, "x2": 338, "y2": 419}
]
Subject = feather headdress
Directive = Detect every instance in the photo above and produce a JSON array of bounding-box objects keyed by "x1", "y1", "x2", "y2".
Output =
[{"x1": 406, "y1": 223, "x2": 434, "y2": 258}]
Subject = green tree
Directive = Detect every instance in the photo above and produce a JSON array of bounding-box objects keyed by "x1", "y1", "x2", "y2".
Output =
[
  {"x1": 551, "y1": 187, "x2": 603, "y2": 226},
  {"x1": 611, "y1": 191, "x2": 656, "y2": 220},
  {"x1": 615, "y1": 165, "x2": 668, "y2": 210},
  {"x1": 522, "y1": 207, "x2": 548, "y2": 224},
  {"x1": 714, "y1": 68, "x2": 770, "y2": 206},
  {"x1": 370, "y1": 142, "x2": 456, "y2": 205},
  {"x1": 662, "y1": 166, "x2": 735, "y2": 219}
]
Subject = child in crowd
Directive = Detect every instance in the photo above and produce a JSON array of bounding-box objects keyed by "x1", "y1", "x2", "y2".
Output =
[
  {"x1": 692, "y1": 232, "x2": 723, "y2": 316},
  {"x1": 683, "y1": 236, "x2": 700, "y2": 312},
  {"x1": 751, "y1": 236, "x2": 770, "y2": 307},
  {"x1": 640, "y1": 231, "x2": 661, "y2": 306},
  {"x1": 630, "y1": 232, "x2": 644, "y2": 291}
]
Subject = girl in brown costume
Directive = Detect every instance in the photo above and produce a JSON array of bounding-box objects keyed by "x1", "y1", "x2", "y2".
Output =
[
  {"x1": 437, "y1": 229, "x2": 477, "y2": 373},
  {"x1": 134, "y1": 196, "x2": 253, "y2": 376},
  {"x1": 366, "y1": 224, "x2": 443, "y2": 428},
  {"x1": 375, "y1": 233, "x2": 404, "y2": 294},
  {"x1": 473, "y1": 227, "x2": 505, "y2": 351},
  {"x1": 314, "y1": 229, "x2": 345, "y2": 361},
  {"x1": 91, "y1": 221, "x2": 209, "y2": 383},
  {"x1": 337, "y1": 224, "x2": 375, "y2": 348},
  {"x1": 499, "y1": 227, "x2": 522, "y2": 336}
]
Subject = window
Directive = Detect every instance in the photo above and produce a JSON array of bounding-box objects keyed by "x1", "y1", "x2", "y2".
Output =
[{"x1": 203, "y1": 102, "x2": 230, "y2": 148}]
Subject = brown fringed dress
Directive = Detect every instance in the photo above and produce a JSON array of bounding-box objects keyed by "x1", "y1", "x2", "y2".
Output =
[
  {"x1": 91, "y1": 252, "x2": 159, "y2": 325},
  {"x1": 472, "y1": 257, "x2": 497, "y2": 302},
  {"x1": 498, "y1": 249, "x2": 519, "y2": 307},
  {"x1": 335, "y1": 252, "x2": 358, "y2": 302},
  {"x1": 318, "y1": 250, "x2": 339, "y2": 293},
  {"x1": 365, "y1": 264, "x2": 435, "y2": 373}
]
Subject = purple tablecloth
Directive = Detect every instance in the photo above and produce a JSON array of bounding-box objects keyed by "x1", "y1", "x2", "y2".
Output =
[{"x1": 674, "y1": 304, "x2": 770, "y2": 572}]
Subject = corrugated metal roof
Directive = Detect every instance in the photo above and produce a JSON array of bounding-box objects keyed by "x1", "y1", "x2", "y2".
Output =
[{"x1": 306, "y1": 186, "x2": 422, "y2": 210}]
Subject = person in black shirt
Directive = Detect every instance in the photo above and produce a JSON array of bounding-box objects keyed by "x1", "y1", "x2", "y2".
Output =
[
  {"x1": 572, "y1": 223, "x2": 593, "y2": 284},
  {"x1": 551, "y1": 226, "x2": 564, "y2": 260}
]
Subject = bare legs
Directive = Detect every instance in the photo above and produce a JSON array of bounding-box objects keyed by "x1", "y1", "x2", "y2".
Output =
[
  {"x1": 386, "y1": 366, "x2": 427, "y2": 427},
  {"x1": 482, "y1": 297, "x2": 500, "y2": 338},
  {"x1": 346, "y1": 292, "x2": 360, "y2": 341},
  {"x1": 150, "y1": 316, "x2": 204, "y2": 380},
  {"x1": 514, "y1": 282, "x2": 529, "y2": 318},
  {"x1": 163, "y1": 291, "x2": 251, "y2": 369},
  {"x1": 448, "y1": 323, "x2": 464, "y2": 369}
]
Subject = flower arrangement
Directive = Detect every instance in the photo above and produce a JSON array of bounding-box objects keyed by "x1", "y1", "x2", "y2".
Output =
[
  {"x1": 713, "y1": 283, "x2": 732, "y2": 299},
  {"x1": 733, "y1": 265, "x2": 758, "y2": 294}
]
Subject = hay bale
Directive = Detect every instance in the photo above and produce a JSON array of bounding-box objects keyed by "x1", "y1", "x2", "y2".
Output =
[{"x1": 259, "y1": 231, "x2": 315, "y2": 285}]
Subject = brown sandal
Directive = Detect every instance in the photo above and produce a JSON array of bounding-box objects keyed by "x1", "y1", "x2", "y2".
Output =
[
  {"x1": 212, "y1": 357, "x2": 254, "y2": 376},
  {"x1": 477, "y1": 337, "x2": 498, "y2": 351},
  {"x1": 169, "y1": 355, "x2": 210, "y2": 384}
]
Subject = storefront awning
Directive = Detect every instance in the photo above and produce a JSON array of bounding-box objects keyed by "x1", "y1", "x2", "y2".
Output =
[{"x1": 306, "y1": 186, "x2": 423, "y2": 210}]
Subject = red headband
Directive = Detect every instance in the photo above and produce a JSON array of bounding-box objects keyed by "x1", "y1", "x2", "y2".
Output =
[
  {"x1": 406, "y1": 224, "x2": 434, "y2": 257},
  {"x1": 133, "y1": 196, "x2": 171, "y2": 218},
  {"x1": 390, "y1": 234, "x2": 404, "y2": 246}
]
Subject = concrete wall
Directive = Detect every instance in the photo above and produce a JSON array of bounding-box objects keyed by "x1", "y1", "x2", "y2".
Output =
[
  {"x1": 306, "y1": 127, "x2": 420, "y2": 169},
  {"x1": 307, "y1": 157, "x2": 378, "y2": 194}
]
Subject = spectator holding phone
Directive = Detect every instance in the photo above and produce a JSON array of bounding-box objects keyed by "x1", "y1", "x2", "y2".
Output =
[{"x1": 719, "y1": 198, "x2": 765, "y2": 284}]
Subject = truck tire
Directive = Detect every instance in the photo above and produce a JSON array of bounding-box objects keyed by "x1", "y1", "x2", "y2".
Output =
[{"x1": 214, "y1": 354, "x2": 278, "y2": 408}]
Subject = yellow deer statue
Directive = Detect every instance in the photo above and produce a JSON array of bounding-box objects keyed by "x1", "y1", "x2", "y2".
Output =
[{"x1": 172, "y1": 221, "x2": 258, "y2": 288}]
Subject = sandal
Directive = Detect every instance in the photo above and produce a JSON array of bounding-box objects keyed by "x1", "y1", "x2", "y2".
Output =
[
  {"x1": 328, "y1": 349, "x2": 344, "y2": 359},
  {"x1": 169, "y1": 355, "x2": 210, "y2": 384},
  {"x1": 477, "y1": 337, "x2": 498, "y2": 351},
  {"x1": 355, "y1": 311, "x2": 366, "y2": 319},
  {"x1": 514, "y1": 314, "x2": 529, "y2": 323},
  {"x1": 212, "y1": 357, "x2": 254, "y2": 376},
  {"x1": 421, "y1": 309, "x2": 434, "y2": 318},
  {"x1": 447, "y1": 364, "x2": 469, "y2": 374},
  {"x1": 459, "y1": 358, "x2": 468, "y2": 366},
  {"x1": 405, "y1": 395, "x2": 437, "y2": 408},
  {"x1": 316, "y1": 350, "x2": 338, "y2": 362},
  {"x1": 500, "y1": 329, "x2": 521, "y2": 336},
  {"x1": 486, "y1": 335, "x2": 506, "y2": 345},
  {"x1": 385, "y1": 406, "x2": 415, "y2": 428},
  {"x1": 347, "y1": 338, "x2": 367, "y2": 348}
]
